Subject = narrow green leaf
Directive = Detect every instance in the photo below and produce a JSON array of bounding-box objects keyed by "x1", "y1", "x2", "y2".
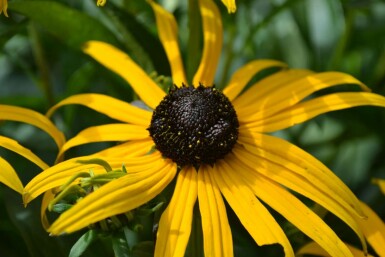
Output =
[
  {"x1": 69, "y1": 230, "x2": 97, "y2": 257},
  {"x1": 8, "y1": 1, "x2": 119, "y2": 49},
  {"x1": 112, "y1": 234, "x2": 131, "y2": 257}
]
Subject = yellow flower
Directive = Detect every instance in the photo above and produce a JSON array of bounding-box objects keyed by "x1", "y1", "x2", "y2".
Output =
[
  {"x1": 23, "y1": 0, "x2": 385, "y2": 256},
  {"x1": 0, "y1": 105, "x2": 65, "y2": 193},
  {"x1": 0, "y1": 0, "x2": 8, "y2": 17}
]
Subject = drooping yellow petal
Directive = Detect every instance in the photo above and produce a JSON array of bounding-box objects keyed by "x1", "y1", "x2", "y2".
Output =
[
  {"x1": 82, "y1": 41, "x2": 165, "y2": 109},
  {"x1": 193, "y1": 0, "x2": 222, "y2": 86},
  {"x1": 226, "y1": 157, "x2": 356, "y2": 257},
  {"x1": 46, "y1": 94, "x2": 151, "y2": 127},
  {"x1": 49, "y1": 158, "x2": 176, "y2": 234},
  {"x1": 243, "y1": 92, "x2": 385, "y2": 132},
  {"x1": 198, "y1": 165, "x2": 233, "y2": 257},
  {"x1": 23, "y1": 151, "x2": 162, "y2": 204},
  {"x1": 229, "y1": 148, "x2": 367, "y2": 254},
  {"x1": 0, "y1": 157, "x2": 23, "y2": 193},
  {"x1": 297, "y1": 241, "x2": 374, "y2": 257},
  {"x1": 41, "y1": 190, "x2": 56, "y2": 230},
  {"x1": 212, "y1": 160, "x2": 294, "y2": 257},
  {"x1": 221, "y1": 0, "x2": 236, "y2": 13},
  {"x1": 0, "y1": 105, "x2": 65, "y2": 148},
  {"x1": 0, "y1": 0, "x2": 8, "y2": 17},
  {"x1": 237, "y1": 132, "x2": 365, "y2": 218},
  {"x1": 56, "y1": 124, "x2": 149, "y2": 160},
  {"x1": 357, "y1": 202, "x2": 385, "y2": 257},
  {"x1": 235, "y1": 72, "x2": 369, "y2": 122},
  {"x1": 155, "y1": 167, "x2": 197, "y2": 257},
  {"x1": 222, "y1": 60, "x2": 287, "y2": 101},
  {"x1": 0, "y1": 136, "x2": 49, "y2": 170},
  {"x1": 233, "y1": 69, "x2": 314, "y2": 111},
  {"x1": 149, "y1": 1, "x2": 187, "y2": 86}
]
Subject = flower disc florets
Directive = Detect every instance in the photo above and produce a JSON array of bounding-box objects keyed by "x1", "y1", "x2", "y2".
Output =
[{"x1": 148, "y1": 84, "x2": 239, "y2": 167}]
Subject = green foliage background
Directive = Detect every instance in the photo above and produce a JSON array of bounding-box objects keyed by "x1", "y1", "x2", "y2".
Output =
[{"x1": 1, "y1": 0, "x2": 385, "y2": 256}]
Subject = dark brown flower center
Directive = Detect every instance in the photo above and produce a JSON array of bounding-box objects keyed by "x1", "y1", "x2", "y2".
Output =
[{"x1": 148, "y1": 84, "x2": 239, "y2": 167}]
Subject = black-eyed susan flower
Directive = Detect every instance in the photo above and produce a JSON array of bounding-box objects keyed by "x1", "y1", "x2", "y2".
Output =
[
  {"x1": 0, "y1": 105, "x2": 65, "y2": 193},
  {"x1": 22, "y1": 0, "x2": 385, "y2": 256},
  {"x1": 0, "y1": 0, "x2": 8, "y2": 17}
]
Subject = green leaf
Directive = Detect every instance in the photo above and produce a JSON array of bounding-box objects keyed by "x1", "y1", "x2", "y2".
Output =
[
  {"x1": 69, "y1": 230, "x2": 97, "y2": 257},
  {"x1": 8, "y1": 1, "x2": 119, "y2": 49},
  {"x1": 112, "y1": 234, "x2": 131, "y2": 257}
]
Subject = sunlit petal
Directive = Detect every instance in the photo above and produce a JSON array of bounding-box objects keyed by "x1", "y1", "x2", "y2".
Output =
[
  {"x1": 49, "y1": 158, "x2": 176, "y2": 234},
  {"x1": 83, "y1": 41, "x2": 165, "y2": 109},
  {"x1": 297, "y1": 241, "x2": 373, "y2": 257},
  {"x1": 0, "y1": 105, "x2": 65, "y2": 148},
  {"x1": 226, "y1": 157, "x2": 356, "y2": 257},
  {"x1": 212, "y1": 160, "x2": 294, "y2": 257},
  {"x1": 0, "y1": 136, "x2": 49, "y2": 170},
  {"x1": 222, "y1": 60, "x2": 287, "y2": 101},
  {"x1": 193, "y1": 0, "x2": 222, "y2": 86},
  {"x1": 198, "y1": 165, "x2": 233, "y2": 257},
  {"x1": 57, "y1": 124, "x2": 150, "y2": 160},
  {"x1": 149, "y1": 1, "x2": 187, "y2": 86},
  {"x1": 47, "y1": 94, "x2": 151, "y2": 126},
  {"x1": 0, "y1": 157, "x2": 23, "y2": 193},
  {"x1": 221, "y1": 0, "x2": 236, "y2": 13},
  {"x1": 155, "y1": 167, "x2": 197, "y2": 257},
  {"x1": 243, "y1": 92, "x2": 385, "y2": 132}
]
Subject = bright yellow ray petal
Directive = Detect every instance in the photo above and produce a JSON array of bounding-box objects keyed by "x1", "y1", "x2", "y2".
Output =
[
  {"x1": 149, "y1": 1, "x2": 187, "y2": 86},
  {"x1": 357, "y1": 202, "x2": 385, "y2": 257},
  {"x1": 243, "y1": 92, "x2": 385, "y2": 132},
  {"x1": 235, "y1": 72, "x2": 369, "y2": 122},
  {"x1": 0, "y1": 136, "x2": 49, "y2": 170},
  {"x1": 49, "y1": 158, "x2": 176, "y2": 234},
  {"x1": 95, "y1": 139, "x2": 154, "y2": 158},
  {"x1": 0, "y1": 105, "x2": 65, "y2": 148},
  {"x1": 297, "y1": 241, "x2": 374, "y2": 257},
  {"x1": 198, "y1": 165, "x2": 233, "y2": 257},
  {"x1": 221, "y1": 0, "x2": 236, "y2": 13},
  {"x1": 0, "y1": 157, "x2": 23, "y2": 193},
  {"x1": 226, "y1": 157, "x2": 356, "y2": 257},
  {"x1": 23, "y1": 152, "x2": 162, "y2": 204},
  {"x1": 222, "y1": 60, "x2": 287, "y2": 101},
  {"x1": 237, "y1": 132, "x2": 365, "y2": 218},
  {"x1": 82, "y1": 41, "x2": 165, "y2": 109},
  {"x1": 193, "y1": 0, "x2": 222, "y2": 86},
  {"x1": 57, "y1": 124, "x2": 150, "y2": 160},
  {"x1": 228, "y1": 149, "x2": 367, "y2": 253},
  {"x1": 155, "y1": 167, "x2": 197, "y2": 257},
  {"x1": 46, "y1": 94, "x2": 151, "y2": 126},
  {"x1": 212, "y1": 161, "x2": 294, "y2": 257},
  {"x1": 41, "y1": 190, "x2": 56, "y2": 230}
]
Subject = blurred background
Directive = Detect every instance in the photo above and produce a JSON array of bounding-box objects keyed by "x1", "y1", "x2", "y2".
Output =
[{"x1": 1, "y1": 0, "x2": 385, "y2": 256}]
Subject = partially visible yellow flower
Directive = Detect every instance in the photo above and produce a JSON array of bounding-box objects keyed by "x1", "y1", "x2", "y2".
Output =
[
  {"x1": 96, "y1": 0, "x2": 106, "y2": 7},
  {"x1": 0, "y1": 0, "x2": 8, "y2": 17},
  {"x1": 221, "y1": 0, "x2": 236, "y2": 13},
  {"x1": 0, "y1": 105, "x2": 65, "y2": 193}
]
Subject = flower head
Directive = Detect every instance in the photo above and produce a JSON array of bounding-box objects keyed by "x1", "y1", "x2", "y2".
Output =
[{"x1": 23, "y1": 0, "x2": 385, "y2": 256}]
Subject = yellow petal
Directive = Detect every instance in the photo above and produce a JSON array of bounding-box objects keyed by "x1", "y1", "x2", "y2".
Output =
[
  {"x1": 24, "y1": 151, "x2": 162, "y2": 204},
  {"x1": 82, "y1": 41, "x2": 165, "y2": 109},
  {"x1": 41, "y1": 190, "x2": 56, "y2": 230},
  {"x1": 225, "y1": 157, "x2": 355, "y2": 257},
  {"x1": 212, "y1": 160, "x2": 294, "y2": 257},
  {"x1": 198, "y1": 165, "x2": 233, "y2": 257},
  {"x1": 95, "y1": 139, "x2": 154, "y2": 158},
  {"x1": 236, "y1": 72, "x2": 369, "y2": 122},
  {"x1": 372, "y1": 178, "x2": 385, "y2": 195},
  {"x1": 357, "y1": 202, "x2": 385, "y2": 256},
  {"x1": 149, "y1": 1, "x2": 187, "y2": 86},
  {"x1": 56, "y1": 124, "x2": 149, "y2": 160},
  {"x1": 222, "y1": 60, "x2": 287, "y2": 101},
  {"x1": 155, "y1": 167, "x2": 197, "y2": 257},
  {"x1": 49, "y1": 158, "x2": 176, "y2": 234},
  {"x1": 237, "y1": 133, "x2": 365, "y2": 218},
  {"x1": 0, "y1": 157, "x2": 23, "y2": 193},
  {"x1": 297, "y1": 241, "x2": 373, "y2": 257},
  {"x1": 193, "y1": 0, "x2": 222, "y2": 86},
  {"x1": 221, "y1": 0, "x2": 236, "y2": 13},
  {"x1": 0, "y1": 136, "x2": 49, "y2": 170},
  {"x1": 0, "y1": 0, "x2": 8, "y2": 17},
  {"x1": 0, "y1": 105, "x2": 65, "y2": 148},
  {"x1": 46, "y1": 93, "x2": 152, "y2": 127},
  {"x1": 244, "y1": 92, "x2": 385, "y2": 132}
]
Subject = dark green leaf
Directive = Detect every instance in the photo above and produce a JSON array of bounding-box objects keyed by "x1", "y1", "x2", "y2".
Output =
[
  {"x1": 69, "y1": 230, "x2": 97, "y2": 257},
  {"x1": 112, "y1": 234, "x2": 131, "y2": 257}
]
